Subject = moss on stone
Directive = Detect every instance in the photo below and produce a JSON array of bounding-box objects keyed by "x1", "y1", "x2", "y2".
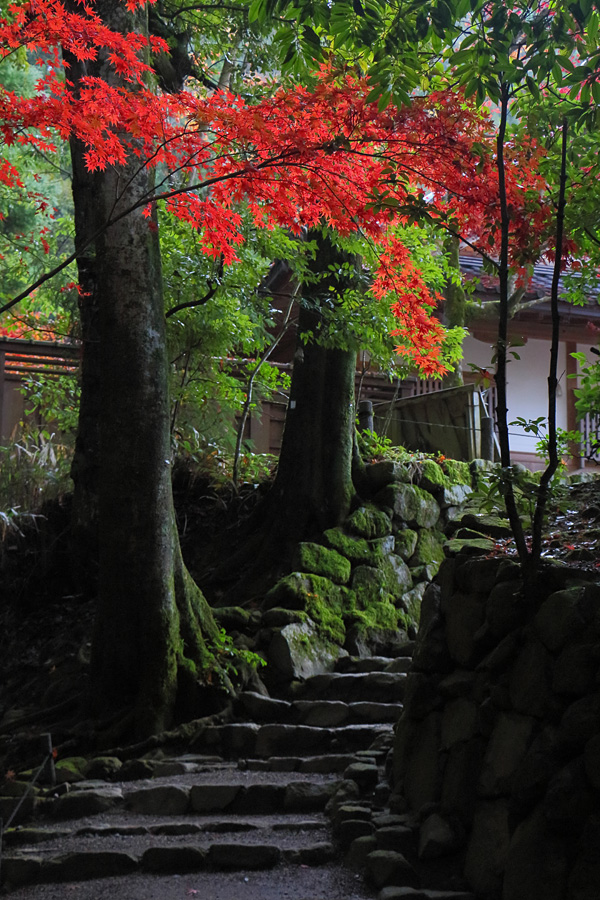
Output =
[
  {"x1": 419, "y1": 459, "x2": 447, "y2": 491},
  {"x1": 345, "y1": 506, "x2": 392, "y2": 540},
  {"x1": 375, "y1": 483, "x2": 440, "y2": 528},
  {"x1": 323, "y1": 527, "x2": 392, "y2": 566},
  {"x1": 410, "y1": 529, "x2": 446, "y2": 569},
  {"x1": 292, "y1": 542, "x2": 352, "y2": 584},
  {"x1": 264, "y1": 572, "x2": 348, "y2": 644},
  {"x1": 394, "y1": 528, "x2": 419, "y2": 561},
  {"x1": 443, "y1": 459, "x2": 471, "y2": 485}
]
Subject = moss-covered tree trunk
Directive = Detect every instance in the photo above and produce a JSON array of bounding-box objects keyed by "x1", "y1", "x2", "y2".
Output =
[{"x1": 68, "y1": 0, "x2": 219, "y2": 737}]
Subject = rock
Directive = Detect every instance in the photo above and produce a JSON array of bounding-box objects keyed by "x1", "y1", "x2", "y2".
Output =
[
  {"x1": 418, "y1": 812, "x2": 462, "y2": 860},
  {"x1": 375, "y1": 483, "x2": 441, "y2": 529},
  {"x1": 52, "y1": 787, "x2": 123, "y2": 818},
  {"x1": 46, "y1": 850, "x2": 138, "y2": 881},
  {"x1": 395, "y1": 528, "x2": 419, "y2": 561},
  {"x1": 552, "y1": 642, "x2": 599, "y2": 695},
  {"x1": 323, "y1": 528, "x2": 389, "y2": 566},
  {"x1": 375, "y1": 825, "x2": 415, "y2": 852},
  {"x1": 141, "y1": 846, "x2": 206, "y2": 873},
  {"x1": 463, "y1": 800, "x2": 510, "y2": 898},
  {"x1": 208, "y1": 843, "x2": 280, "y2": 869},
  {"x1": 400, "y1": 712, "x2": 442, "y2": 811},
  {"x1": 567, "y1": 813, "x2": 600, "y2": 900},
  {"x1": 584, "y1": 733, "x2": 600, "y2": 790},
  {"x1": 558, "y1": 693, "x2": 600, "y2": 752},
  {"x1": 284, "y1": 781, "x2": 332, "y2": 812},
  {"x1": 346, "y1": 506, "x2": 393, "y2": 539},
  {"x1": 292, "y1": 542, "x2": 352, "y2": 584},
  {"x1": 261, "y1": 608, "x2": 304, "y2": 628},
  {"x1": 478, "y1": 712, "x2": 535, "y2": 798},
  {"x1": 268, "y1": 619, "x2": 345, "y2": 680},
  {"x1": 502, "y1": 808, "x2": 568, "y2": 900},
  {"x1": 441, "y1": 698, "x2": 478, "y2": 749},
  {"x1": 325, "y1": 779, "x2": 361, "y2": 815},
  {"x1": 441, "y1": 738, "x2": 485, "y2": 825},
  {"x1": 364, "y1": 460, "x2": 412, "y2": 491},
  {"x1": 543, "y1": 758, "x2": 595, "y2": 834},
  {"x1": 454, "y1": 557, "x2": 503, "y2": 594},
  {"x1": 286, "y1": 842, "x2": 336, "y2": 865},
  {"x1": 0, "y1": 855, "x2": 42, "y2": 888},
  {"x1": 119, "y1": 759, "x2": 155, "y2": 781},
  {"x1": 508, "y1": 638, "x2": 554, "y2": 718},
  {"x1": 126, "y1": 785, "x2": 189, "y2": 815},
  {"x1": 189, "y1": 784, "x2": 240, "y2": 812},
  {"x1": 338, "y1": 818, "x2": 375, "y2": 846},
  {"x1": 212, "y1": 606, "x2": 252, "y2": 630},
  {"x1": 346, "y1": 834, "x2": 378, "y2": 869},
  {"x1": 366, "y1": 849, "x2": 415, "y2": 888},
  {"x1": 409, "y1": 530, "x2": 446, "y2": 572},
  {"x1": 54, "y1": 757, "x2": 87, "y2": 784},
  {"x1": 439, "y1": 483, "x2": 472, "y2": 508},
  {"x1": 239, "y1": 691, "x2": 292, "y2": 722},
  {"x1": 445, "y1": 591, "x2": 487, "y2": 667},
  {"x1": 511, "y1": 727, "x2": 561, "y2": 808},
  {"x1": 343, "y1": 762, "x2": 379, "y2": 789},
  {"x1": 484, "y1": 581, "x2": 527, "y2": 639},
  {"x1": 534, "y1": 588, "x2": 587, "y2": 651},
  {"x1": 84, "y1": 756, "x2": 123, "y2": 780},
  {"x1": 293, "y1": 699, "x2": 349, "y2": 727}
]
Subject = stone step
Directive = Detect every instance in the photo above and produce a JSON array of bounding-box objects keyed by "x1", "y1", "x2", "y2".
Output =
[
  {"x1": 190, "y1": 721, "x2": 394, "y2": 757},
  {"x1": 290, "y1": 672, "x2": 408, "y2": 703},
  {"x1": 5, "y1": 814, "x2": 328, "y2": 847},
  {"x1": 39, "y1": 779, "x2": 337, "y2": 820},
  {"x1": 1, "y1": 837, "x2": 338, "y2": 889},
  {"x1": 238, "y1": 692, "x2": 402, "y2": 726},
  {"x1": 240, "y1": 754, "x2": 356, "y2": 773},
  {"x1": 335, "y1": 656, "x2": 398, "y2": 673}
]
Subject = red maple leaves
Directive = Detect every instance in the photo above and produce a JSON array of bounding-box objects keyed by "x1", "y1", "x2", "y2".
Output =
[{"x1": 0, "y1": 0, "x2": 557, "y2": 374}]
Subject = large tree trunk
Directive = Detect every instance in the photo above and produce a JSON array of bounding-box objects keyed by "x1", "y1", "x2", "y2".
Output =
[
  {"x1": 68, "y1": 0, "x2": 219, "y2": 737},
  {"x1": 216, "y1": 231, "x2": 359, "y2": 600},
  {"x1": 268, "y1": 302, "x2": 356, "y2": 545}
]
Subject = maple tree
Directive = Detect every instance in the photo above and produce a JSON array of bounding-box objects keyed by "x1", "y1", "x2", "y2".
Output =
[{"x1": 0, "y1": 0, "x2": 561, "y2": 731}]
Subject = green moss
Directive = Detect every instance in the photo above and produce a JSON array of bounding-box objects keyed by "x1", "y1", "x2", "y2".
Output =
[
  {"x1": 323, "y1": 527, "x2": 390, "y2": 565},
  {"x1": 264, "y1": 573, "x2": 348, "y2": 644},
  {"x1": 420, "y1": 459, "x2": 447, "y2": 489},
  {"x1": 410, "y1": 529, "x2": 446, "y2": 568},
  {"x1": 345, "y1": 589, "x2": 401, "y2": 633},
  {"x1": 292, "y1": 542, "x2": 351, "y2": 584},
  {"x1": 345, "y1": 505, "x2": 392, "y2": 539},
  {"x1": 394, "y1": 528, "x2": 418, "y2": 560},
  {"x1": 443, "y1": 459, "x2": 472, "y2": 486}
]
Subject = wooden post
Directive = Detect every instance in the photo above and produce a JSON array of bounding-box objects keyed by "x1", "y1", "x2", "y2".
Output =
[
  {"x1": 481, "y1": 416, "x2": 494, "y2": 461},
  {"x1": 358, "y1": 399, "x2": 374, "y2": 433}
]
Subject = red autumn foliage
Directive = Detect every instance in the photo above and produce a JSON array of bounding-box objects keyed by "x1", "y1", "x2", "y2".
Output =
[{"x1": 0, "y1": 0, "x2": 557, "y2": 375}]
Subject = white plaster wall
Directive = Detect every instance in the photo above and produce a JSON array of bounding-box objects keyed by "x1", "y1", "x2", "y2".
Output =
[{"x1": 462, "y1": 334, "x2": 568, "y2": 456}]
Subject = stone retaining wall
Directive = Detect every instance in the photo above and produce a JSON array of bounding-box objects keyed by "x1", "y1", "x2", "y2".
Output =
[{"x1": 392, "y1": 554, "x2": 600, "y2": 900}]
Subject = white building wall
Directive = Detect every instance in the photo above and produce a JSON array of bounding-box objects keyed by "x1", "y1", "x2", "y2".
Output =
[{"x1": 462, "y1": 334, "x2": 569, "y2": 457}]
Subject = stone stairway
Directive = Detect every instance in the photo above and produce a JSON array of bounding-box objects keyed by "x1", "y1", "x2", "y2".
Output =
[{"x1": 0, "y1": 651, "x2": 474, "y2": 900}]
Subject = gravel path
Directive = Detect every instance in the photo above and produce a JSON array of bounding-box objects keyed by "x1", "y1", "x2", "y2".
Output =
[{"x1": 5, "y1": 863, "x2": 376, "y2": 900}]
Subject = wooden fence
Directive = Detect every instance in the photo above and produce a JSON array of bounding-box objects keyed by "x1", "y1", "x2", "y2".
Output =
[{"x1": 0, "y1": 339, "x2": 80, "y2": 440}]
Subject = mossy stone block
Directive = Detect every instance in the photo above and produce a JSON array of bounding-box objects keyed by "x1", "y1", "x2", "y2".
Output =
[
  {"x1": 292, "y1": 542, "x2": 351, "y2": 584},
  {"x1": 409, "y1": 530, "x2": 446, "y2": 569},
  {"x1": 418, "y1": 459, "x2": 447, "y2": 492},
  {"x1": 443, "y1": 459, "x2": 472, "y2": 485},
  {"x1": 345, "y1": 506, "x2": 392, "y2": 539},
  {"x1": 263, "y1": 573, "x2": 349, "y2": 643},
  {"x1": 394, "y1": 528, "x2": 418, "y2": 560},
  {"x1": 375, "y1": 483, "x2": 440, "y2": 529},
  {"x1": 324, "y1": 528, "x2": 391, "y2": 566},
  {"x1": 213, "y1": 607, "x2": 252, "y2": 630}
]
